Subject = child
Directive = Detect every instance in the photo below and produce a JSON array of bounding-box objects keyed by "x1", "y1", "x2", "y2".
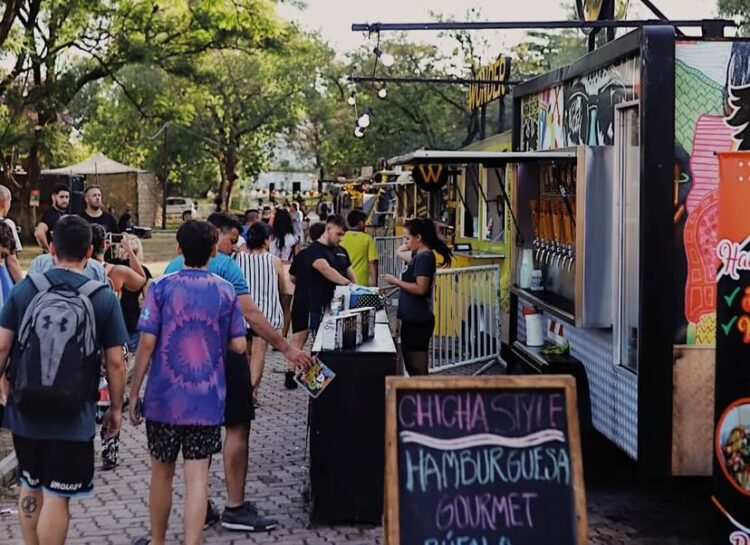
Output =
[{"x1": 129, "y1": 220, "x2": 246, "y2": 545}]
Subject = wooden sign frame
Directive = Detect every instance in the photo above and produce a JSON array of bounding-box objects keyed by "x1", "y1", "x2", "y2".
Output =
[{"x1": 384, "y1": 375, "x2": 587, "y2": 545}]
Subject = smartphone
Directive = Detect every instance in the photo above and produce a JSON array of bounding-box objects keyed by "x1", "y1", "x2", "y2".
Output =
[
  {"x1": 134, "y1": 398, "x2": 143, "y2": 420},
  {"x1": 106, "y1": 232, "x2": 124, "y2": 244}
]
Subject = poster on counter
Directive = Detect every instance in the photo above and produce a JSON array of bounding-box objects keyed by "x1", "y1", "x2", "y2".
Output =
[{"x1": 714, "y1": 152, "x2": 750, "y2": 544}]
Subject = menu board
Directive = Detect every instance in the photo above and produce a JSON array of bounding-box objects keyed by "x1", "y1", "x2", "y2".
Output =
[
  {"x1": 714, "y1": 153, "x2": 750, "y2": 542},
  {"x1": 384, "y1": 376, "x2": 586, "y2": 545}
]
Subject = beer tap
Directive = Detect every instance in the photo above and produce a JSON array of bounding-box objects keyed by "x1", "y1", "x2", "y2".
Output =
[{"x1": 566, "y1": 246, "x2": 576, "y2": 272}]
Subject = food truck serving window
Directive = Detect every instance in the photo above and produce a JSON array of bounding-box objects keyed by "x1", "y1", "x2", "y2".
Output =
[{"x1": 463, "y1": 164, "x2": 480, "y2": 238}]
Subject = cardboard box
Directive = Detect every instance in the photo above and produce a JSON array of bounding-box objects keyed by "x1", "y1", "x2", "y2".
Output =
[{"x1": 345, "y1": 307, "x2": 376, "y2": 339}]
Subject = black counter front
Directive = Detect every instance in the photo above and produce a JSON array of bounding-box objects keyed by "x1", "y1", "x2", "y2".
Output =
[{"x1": 309, "y1": 323, "x2": 397, "y2": 524}]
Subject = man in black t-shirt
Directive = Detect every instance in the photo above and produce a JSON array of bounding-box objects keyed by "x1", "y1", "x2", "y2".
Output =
[
  {"x1": 308, "y1": 214, "x2": 356, "y2": 333},
  {"x1": 34, "y1": 183, "x2": 69, "y2": 252},
  {"x1": 79, "y1": 185, "x2": 118, "y2": 233}
]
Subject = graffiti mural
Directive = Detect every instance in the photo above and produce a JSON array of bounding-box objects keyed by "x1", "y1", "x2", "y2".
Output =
[
  {"x1": 520, "y1": 95, "x2": 539, "y2": 151},
  {"x1": 519, "y1": 57, "x2": 640, "y2": 151},
  {"x1": 673, "y1": 41, "x2": 750, "y2": 345},
  {"x1": 538, "y1": 85, "x2": 566, "y2": 150}
]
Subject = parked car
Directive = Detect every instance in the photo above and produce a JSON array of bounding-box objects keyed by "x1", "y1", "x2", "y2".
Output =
[{"x1": 166, "y1": 197, "x2": 197, "y2": 218}]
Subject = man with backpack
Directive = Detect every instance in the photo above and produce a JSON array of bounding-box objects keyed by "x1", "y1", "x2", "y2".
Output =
[{"x1": 0, "y1": 215, "x2": 128, "y2": 545}]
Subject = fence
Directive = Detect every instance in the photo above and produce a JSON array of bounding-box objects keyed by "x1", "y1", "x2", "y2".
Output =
[
  {"x1": 375, "y1": 236, "x2": 404, "y2": 287},
  {"x1": 429, "y1": 265, "x2": 502, "y2": 373}
]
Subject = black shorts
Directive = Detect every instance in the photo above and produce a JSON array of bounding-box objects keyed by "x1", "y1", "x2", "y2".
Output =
[
  {"x1": 291, "y1": 298, "x2": 310, "y2": 334},
  {"x1": 400, "y1": 318, "x2": 435, "y2": 352},
  {"x1": 308, "y1": 310, "x2": 323, "y2": 334},
  {"x1": 146, "y1": 421, "x2": 221, "y2": 463},
  {"x1": 13, "y1": 434, "x2": 94, "y2": 497},
  {"x1": 224, "y1": 350, "x2": 255, "y2": 425}
]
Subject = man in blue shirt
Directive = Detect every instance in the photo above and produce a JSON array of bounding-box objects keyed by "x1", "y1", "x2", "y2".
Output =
[
  {"x1": 0, "y1": 215, "x2": 128, "y2": 545},
  {"x1": 164, "y1": 212, "x2": 311, "y2": 532}
]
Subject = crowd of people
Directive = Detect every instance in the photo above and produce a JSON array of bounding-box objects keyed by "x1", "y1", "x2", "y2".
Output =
[{"x1": 0, "y1": 183, "x2": 451, "y2": 545}]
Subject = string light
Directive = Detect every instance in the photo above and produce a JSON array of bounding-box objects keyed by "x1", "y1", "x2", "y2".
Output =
[
  {"x1": 357, "y1": 107, "x2": 373, "y2": 129},
  {"x1": 378, "y1": 87, "x2": 388, "y2": 99},
  {"x1": 347, "y1": 90, "x2": 356, "y2": 106}
]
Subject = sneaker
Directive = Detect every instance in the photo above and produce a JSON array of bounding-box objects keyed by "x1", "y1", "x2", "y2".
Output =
[
  {"x1": 284, "y1": 371, "x2": 298, "y2": 390},
  {"x1": 205, "y1": 499, "x2": 220, "y2": 530},
  {"x1": 221, "y1": 501, "x2": 278, "y2": 532},
  {"x1": 132, "y1": 538, "x2": 150, "y2": 545}
]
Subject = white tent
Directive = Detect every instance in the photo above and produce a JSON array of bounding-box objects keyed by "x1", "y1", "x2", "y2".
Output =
[
  {"x1": 41, "y1": 152, "x2": 146, "y2": 176},
  {"x1": 41, "y1": 153, "x2": 160, "y2": 227}
]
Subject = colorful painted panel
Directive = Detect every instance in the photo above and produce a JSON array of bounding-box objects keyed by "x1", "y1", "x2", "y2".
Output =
[
  {"x1": 674, "y1": 42, "x2": 750, "y2": 345},
  {"x1": 519, "y1": 57, "x2": 641, "y2": 151}
]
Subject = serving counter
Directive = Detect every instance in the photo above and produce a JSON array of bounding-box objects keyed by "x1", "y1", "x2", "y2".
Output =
[{"x1": 308, "y1": 322, "x2": 398, "y2": 524}]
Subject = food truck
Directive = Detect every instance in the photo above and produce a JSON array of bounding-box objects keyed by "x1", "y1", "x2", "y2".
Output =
[{"x1": 388, "y1": 25, "x2": 748, "y2": 478}]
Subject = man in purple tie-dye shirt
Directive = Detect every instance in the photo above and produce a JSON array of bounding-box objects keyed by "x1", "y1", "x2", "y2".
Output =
[{"x1": 128, "y1": 220, "x2": 246, "y2": 545}]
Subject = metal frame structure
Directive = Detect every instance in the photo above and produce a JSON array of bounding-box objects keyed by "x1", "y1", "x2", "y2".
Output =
[{"x1": 352, "y1": 19, "x2": 734, "y2": 35}]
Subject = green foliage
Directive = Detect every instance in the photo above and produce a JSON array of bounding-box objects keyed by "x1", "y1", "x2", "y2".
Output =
[
  {"x1": 291, "y1": 35, "x2": 477, "y2": 179},
  {"x1": 77, "y1": 19, "x2": 325, "y2": 204},
  {"x1": 719, "y1": 0, "x2": 750, "y2": 34}
]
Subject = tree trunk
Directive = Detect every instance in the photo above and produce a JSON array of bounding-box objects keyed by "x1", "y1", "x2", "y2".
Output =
[
  {"x1": 13, "y1": 134, "x2": 40, "y2": 242},
  {"x1": 221, "y1": 147, "x2": 239, "y2": 212}
]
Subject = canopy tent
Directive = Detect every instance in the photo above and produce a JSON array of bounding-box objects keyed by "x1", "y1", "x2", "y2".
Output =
[
  {"x1": 41, "y1": 153, "x2": 146, "y2": 176},
  {"x1": 40, "y1": 153, "x2": 160, "y2": 227}
]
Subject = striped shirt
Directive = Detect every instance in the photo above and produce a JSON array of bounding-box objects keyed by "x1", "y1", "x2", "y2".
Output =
[{"x1": 234, "y1": 251, "x2": 283, "y2": 330}]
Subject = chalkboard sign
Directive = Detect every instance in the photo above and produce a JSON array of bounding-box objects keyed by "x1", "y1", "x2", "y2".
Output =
[{"x1": 384, "y1": 376, "x2": 586, "y2": 545}]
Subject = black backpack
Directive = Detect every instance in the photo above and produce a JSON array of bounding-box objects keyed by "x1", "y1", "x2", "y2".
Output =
[{"x1": 9, "y1": 273, "x2": 105, "y2": 416}]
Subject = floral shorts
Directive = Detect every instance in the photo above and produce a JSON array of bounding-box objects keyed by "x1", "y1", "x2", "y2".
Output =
[{"x1": 145, "y1": 421, "x2": 221, "y2": 463}]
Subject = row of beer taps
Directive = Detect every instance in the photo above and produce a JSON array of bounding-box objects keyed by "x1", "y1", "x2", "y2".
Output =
[
  {"x1": 533, "y1": 238, "x2": 575, "y2": 271},
  {"x1": 530, "y1": 165, "x2": 577, "y2": 272}
]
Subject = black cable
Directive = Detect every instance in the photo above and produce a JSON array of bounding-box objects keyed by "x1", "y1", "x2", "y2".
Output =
[{"x1": 494, "y1": 168, "x2": 523, "y2": 245}]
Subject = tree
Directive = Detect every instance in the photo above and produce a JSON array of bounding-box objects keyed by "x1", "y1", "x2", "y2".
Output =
[
  {"x1": 73, "y1": 64, "x2": 216, "y2": 200},
  {"x1": 290, "y1": 36, "x2": 477, "y2": 180},
  {"x1": 188, "y1": 28, "x2": 327, "y2": 208},
  {"x1": 78, "y1": 22, "x2": 328, "y2": 210},
  {"x1": 719, "y1": 0, "x2": 750, "y2": 34},
  {"x1": 510, "y1": 30, "x2": 587, "y2": 78},
  {"x1": 0, "y1": 0, "x2": 283, "y2": 232}
]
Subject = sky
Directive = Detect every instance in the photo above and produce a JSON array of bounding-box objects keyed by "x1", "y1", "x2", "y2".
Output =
[{"x1": 278, "y1": 0, "x2": 720, "y2": 56}]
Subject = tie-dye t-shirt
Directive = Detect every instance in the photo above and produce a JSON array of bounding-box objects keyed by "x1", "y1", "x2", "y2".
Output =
[{"x1": 137, "y1": 269, "x2": 246, "y2": 426}]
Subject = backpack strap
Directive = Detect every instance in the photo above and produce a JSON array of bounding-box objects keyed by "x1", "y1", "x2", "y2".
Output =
[
  {"x1": 78, "y1": 279, "x2": 107, "y2": 299},
  {"x1": 26, "y1": 273, "x2": 52, "y2": 293}
]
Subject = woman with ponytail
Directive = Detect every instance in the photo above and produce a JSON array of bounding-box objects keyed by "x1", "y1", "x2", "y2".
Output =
[{"x1": 385, "y1": 218, "x2": 452, "y2": 375}]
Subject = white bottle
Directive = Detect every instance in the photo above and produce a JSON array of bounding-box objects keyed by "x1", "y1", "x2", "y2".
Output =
[{"x1": 518, "y1": 249, "x2": 534, "y2": 289}]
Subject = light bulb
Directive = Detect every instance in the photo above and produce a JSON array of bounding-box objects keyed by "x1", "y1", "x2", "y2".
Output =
[
  {"x1": 347, "y1": 95, "x2": 356, "y2": 106},
  {"x1": 357, "y1": 113, "x2": 370, "y2": 129},
  {"x1": 380, "y1": 53, "x2": 395, "y2": 67},
  {"x1": 354, "y1": 127, "x2": 365, "y2": 138},
  {"x1": 378, "y1": 88, "x2": 388, "y2": 99}
]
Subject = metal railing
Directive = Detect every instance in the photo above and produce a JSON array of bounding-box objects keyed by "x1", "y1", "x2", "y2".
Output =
[
  {"x1": 375, "y1": 236, "x2": 404, "y2": 288},
  {"x1": 429, "y1": 265, "x2": 501, "y2": 373}
]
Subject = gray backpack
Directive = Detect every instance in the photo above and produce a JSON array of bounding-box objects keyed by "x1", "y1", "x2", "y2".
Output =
[{"x1": 10, "y1": 273, "x2": 105, "y2": 416}]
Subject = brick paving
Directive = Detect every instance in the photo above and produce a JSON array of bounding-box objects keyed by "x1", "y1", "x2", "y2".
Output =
[
  {"x1": 0, "y1": 352, "x2": 381, "y2": 544},
  {"x1": 0, "y1": 347, "x2": 712, "y2": 545}
]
